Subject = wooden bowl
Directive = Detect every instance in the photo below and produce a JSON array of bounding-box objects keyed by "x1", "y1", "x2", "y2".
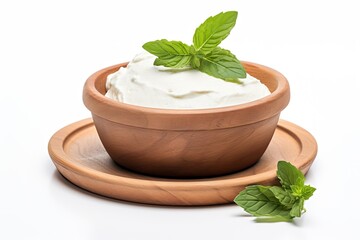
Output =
[{"x1": 83, "y1": 62, "x2": 290, "y2": 178}]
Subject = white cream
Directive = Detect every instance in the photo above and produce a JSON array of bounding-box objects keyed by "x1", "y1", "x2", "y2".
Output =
[{"x1": 105, "y1": 53, "x2": 270, "y2": 109}]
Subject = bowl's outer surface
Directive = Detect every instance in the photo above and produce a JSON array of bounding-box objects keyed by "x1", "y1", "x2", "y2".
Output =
[
  {"x1": 83, "y1": 62, "x2": 290, "y2": 178},
  {"x1": 92, "y1": 113, "x2": 280, "y2": 178}
]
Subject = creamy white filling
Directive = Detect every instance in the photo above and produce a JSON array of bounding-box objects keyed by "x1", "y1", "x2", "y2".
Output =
[{"x1": 105, "y1": 53, "x2": 270, "y2": 109}]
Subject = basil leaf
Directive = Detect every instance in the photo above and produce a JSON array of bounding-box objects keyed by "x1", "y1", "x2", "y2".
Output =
[
  {"x1": 142, "y1": 11, "x2": 248, "y2": 82},
  {"x1": 190, "y1": 56, "x2": 201, "y2": 68},
  {"x1": 142, "y1": 40, "x2": 192, "y2": 68},
  {"x1": 193, "y1": 11, "x2": 238, "y2": 54},
  {"x1": 290, "y1": 198, "x2": 305, "y2": 218},
  {"x1": 234, "y1": 161, "x2": 316, "y2": 221},
  {"x1": 198, "y1": 47, "x2": 246, "y2": 83},
  {"x1": 270, "y1": 186, "x2": 296, "y2": 208},
  {"x1": 277, "y1": 161, "x2": 305, "y2": 190},
  {"x1": 290, "y1": 184, "x2": 304, "y2": 197},
  {"x1": 301, "y1": 185, "x2": 316, "y2": 200},
  {"x1": 234, "y1": 185, "x2": 292, "y2": 219}
]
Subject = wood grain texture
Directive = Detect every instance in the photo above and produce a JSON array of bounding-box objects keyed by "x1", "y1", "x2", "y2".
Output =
[
  {"x1": 48, "y1": 119, "x2": 317, "y2": 206},
  {"x1": 82, "y1": 62, "x2": 291, "y2": 177}
]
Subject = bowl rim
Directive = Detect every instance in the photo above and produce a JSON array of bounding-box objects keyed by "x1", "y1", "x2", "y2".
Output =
[{"x1": 83, "y1": 61, "x2": 290, "y2": 130}]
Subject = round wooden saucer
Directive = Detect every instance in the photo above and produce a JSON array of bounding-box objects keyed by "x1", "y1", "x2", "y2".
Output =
[{"x1": 48, "y1": 119, "x2": 317, "y2": 206}]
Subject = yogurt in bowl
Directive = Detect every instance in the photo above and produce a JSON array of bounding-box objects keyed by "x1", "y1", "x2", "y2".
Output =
[{"x1": 105, "y1": 52, "x2": 270, "y2": 109}]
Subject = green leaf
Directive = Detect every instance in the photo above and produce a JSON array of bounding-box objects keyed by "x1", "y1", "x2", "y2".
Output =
[
  {"x1": 193, "y1": 11, "x2": 238, "y2": 54},
  {"x1": 277, "y1": 161, "x2": 305, "y2": 190},
  {"x1": 290, "y1": 184, "x2": 315, "y2": 199},
  {"x1": 142, "y1": 11, "x2": 247, "y2": 83},
  {"x1": 191, "y1": 56, "x2": 201, "y2": 68},
  {"x1": 142, "y1": 40, "x2": 192, "y2": 68},
  {"x1": 234, "y1": 185, "x2": 292, "y2": 219},
  {"x1": 270, "y1": 186, "x2": 296, "y2": 208},
  {"x1": 290, "y1": 198, "x2": 305, "y2": 218},
  {"x1": 234, "y1": 161, "x2": 316, "y2": 221},
  {"x1": 301, "y1": 185, "x2": 316, "y2": 200},
  {"x1": 197, "y1": 47, "x2": 246, "y2": 83},
  {"x1": 290, "y1": 184, "x2": 303, "y2": 197}
]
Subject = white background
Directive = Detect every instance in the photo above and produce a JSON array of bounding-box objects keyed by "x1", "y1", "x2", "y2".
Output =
[{"x1": 1, "y1": 0, "x2": 359, "y2": 239}]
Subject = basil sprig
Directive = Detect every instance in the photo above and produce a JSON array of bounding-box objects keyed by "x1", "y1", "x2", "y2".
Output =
[
  {"x1": 142, "y1": 11, "x2": 246, "y2": 84},
  {"x1": 234, "y1": 161, "x2": 316, "y2": 220}
]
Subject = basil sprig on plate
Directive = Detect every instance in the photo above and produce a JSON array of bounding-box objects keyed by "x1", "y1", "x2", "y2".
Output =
[
  {"x1": 234, "y1": 161, "x2": 316, "y2": 220},
  {"x1": 142, "y1": 11, "x2": 246, "y2": 84}
]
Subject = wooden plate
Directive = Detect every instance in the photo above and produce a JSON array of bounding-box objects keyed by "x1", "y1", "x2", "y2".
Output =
[{"x1": 48, "y1": 119, "x2": 317, "y2": 206}]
